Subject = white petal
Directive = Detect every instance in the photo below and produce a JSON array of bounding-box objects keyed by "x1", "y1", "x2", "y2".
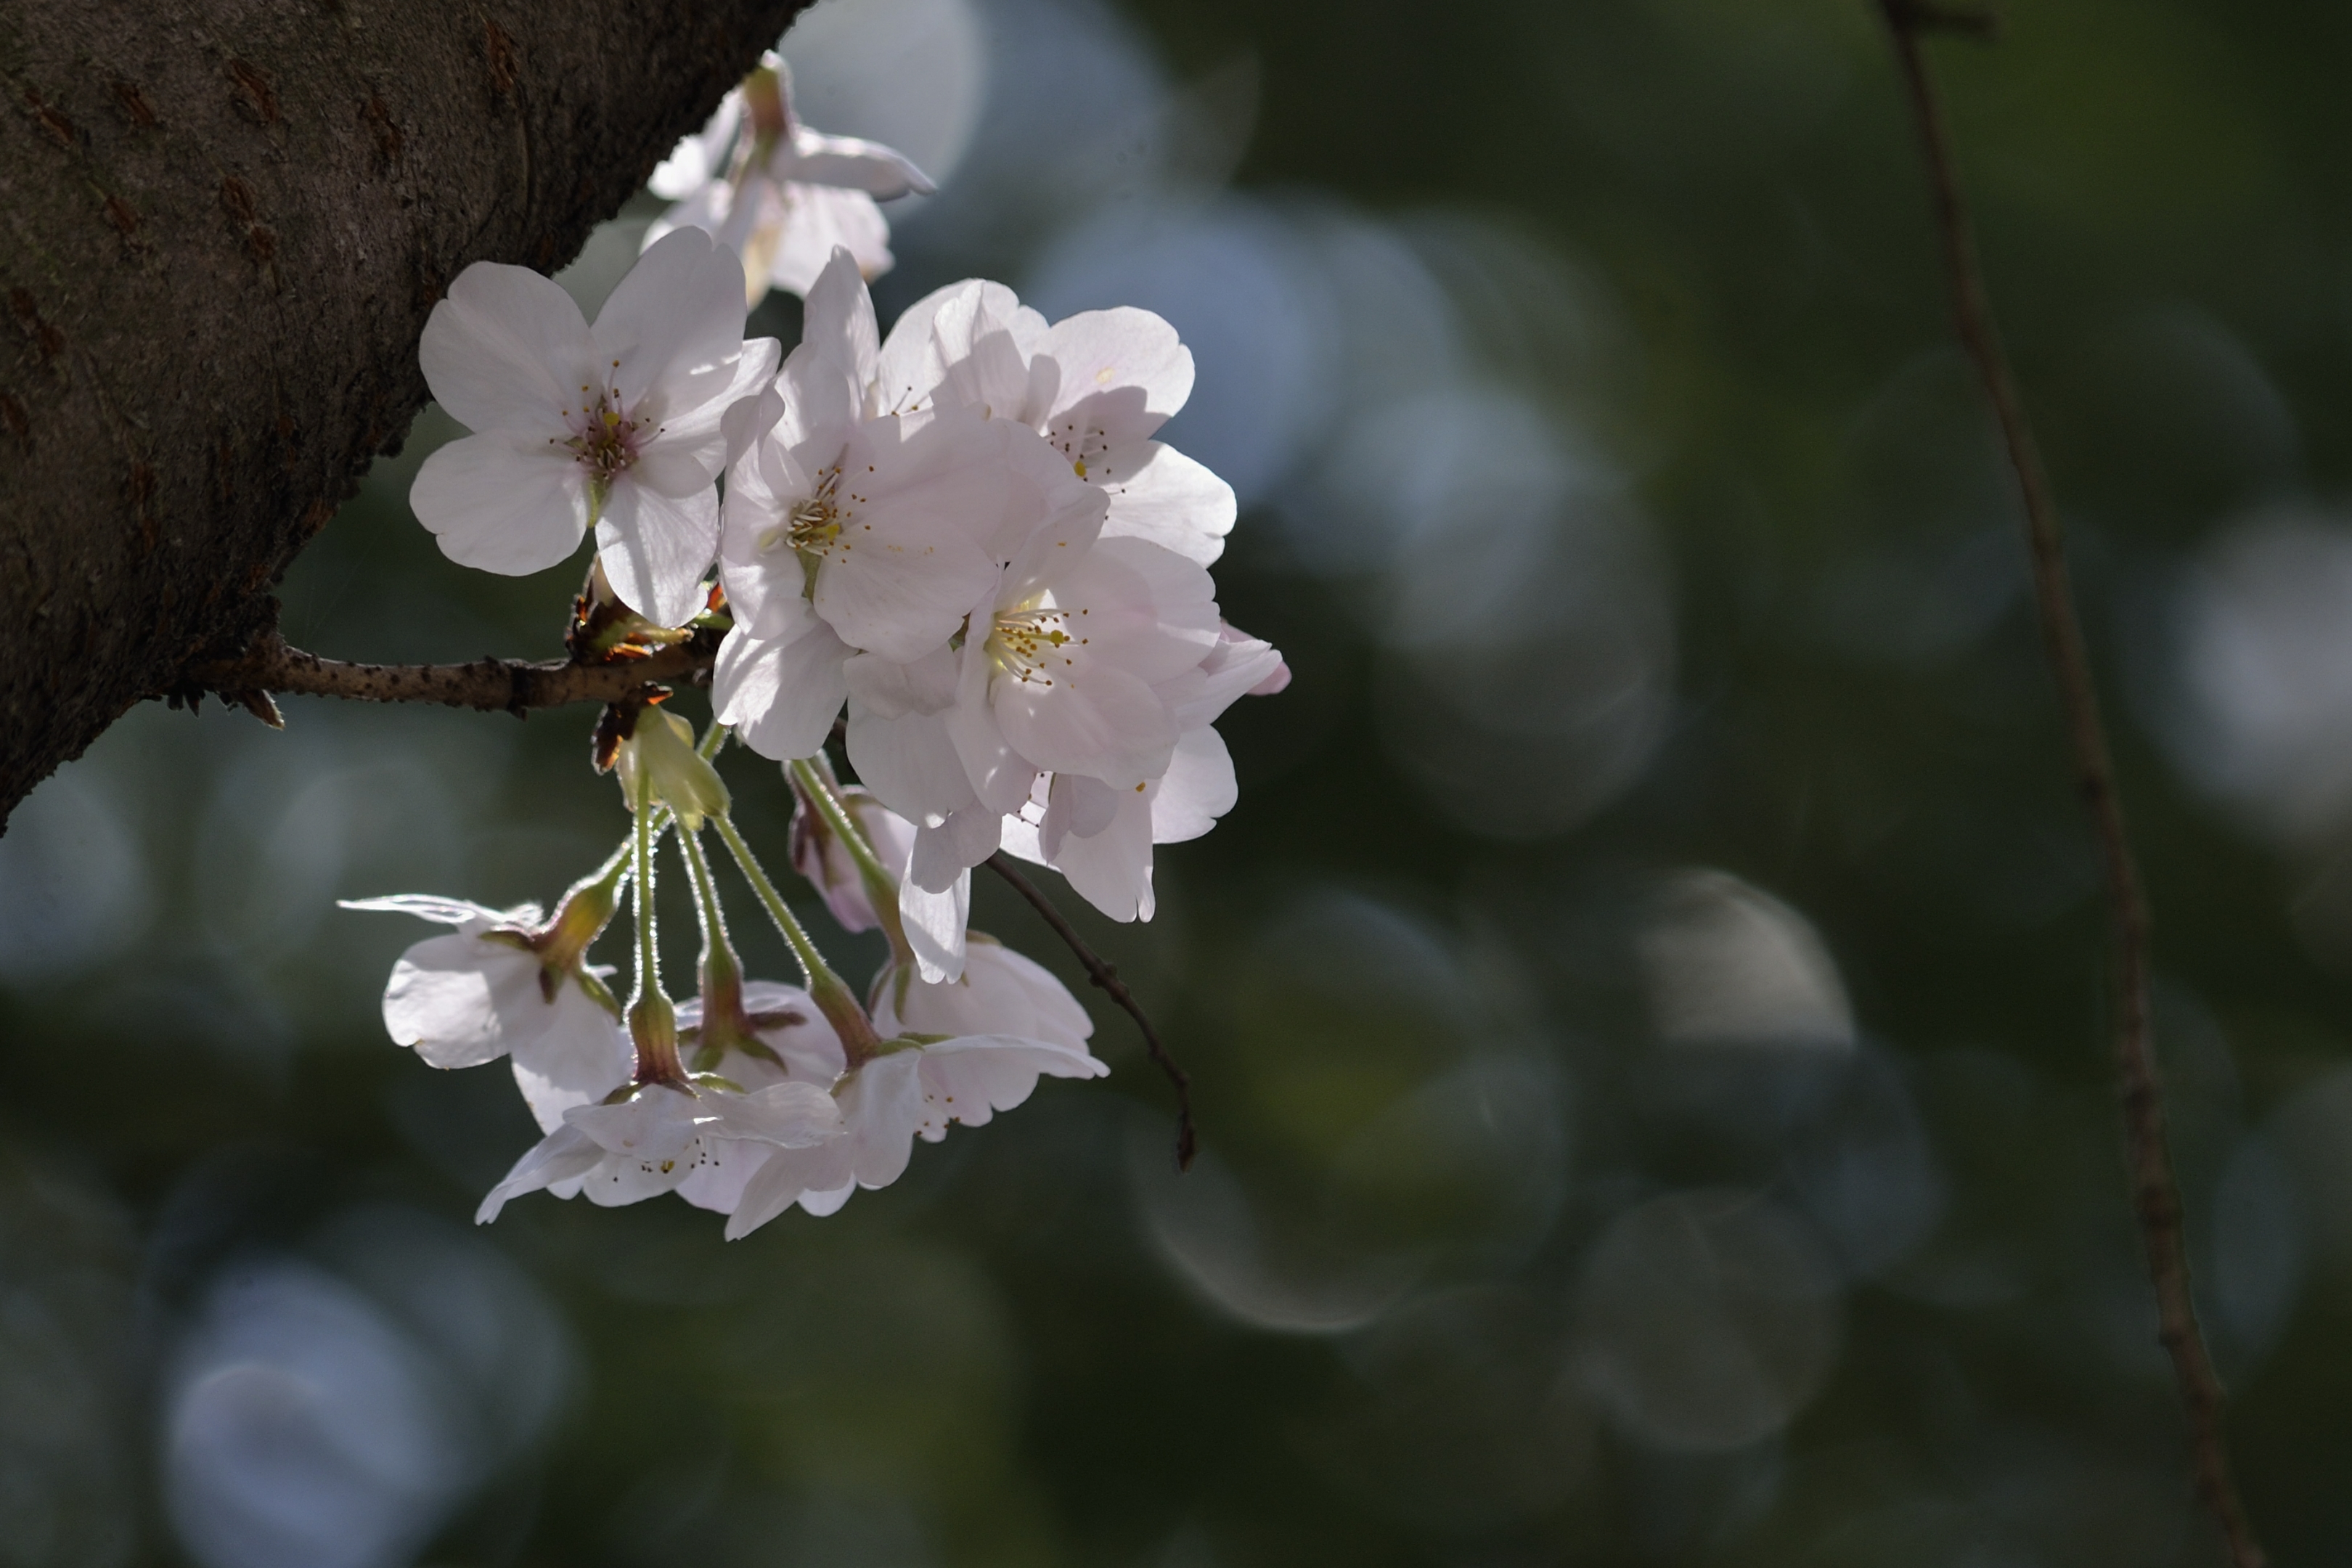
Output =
[
  {"x1": 1048, "y1": 790, "x2": 1156, "y2": 923},
  {"x1": 648, "y1": 89, "x2": 743, "y2": 199},
  {"x1": 420, "y1": 264, "x2": 595, "y2": 437},
  {"x1": 846, "y1": 703, "x2": 976, "y2": 826},
  {"x1": 595, "y1": 481, "x2": 719, "y2": 628},
  {"x1": 723, "y1": 1138, "x2": 852, "y2": 1237},
  {"x1": 873, "y1": 279, "x2": 1034, "y2": 417},
  {"x1": 913, "y1": 1033, "x2": 1108, "y2": 1140},
  {"x1": 1097, "y1": 440, "x2": 1236, "y2": 565},
  {"x1": 838, "y1": 1053, "x2": 926, "y2": 1188},
  {"x1": 567, "y1": 1087, "x2": 700, "y2": 1159},
  {"x1": 594, "y1": 228, "x2": 751, "y2": 421},
  {"x1": 383, "y1": 933, "x2": 550, "y2": 1069},
  {"x1": 411, "y1": 434, "x2": 590, "y2": 577},
  {"x1": 775, "y1": 128, "x2": 936, "y2": 198},
  {"x1": 1040, "y1": 307, "x2": 1194, "y2": 443},
  {"x1": 701, "y1": 1080, "x2": 844, "y2": 1146},
  {"x1": 800, "y1": 248, "x2": 881, "y2": 393},
  {"x1": 874, "y1": 942, "x2": 1090, "y2": 1049},
  {"x1": 841, "y1": 645, "x2": 959, "y2": 719},
  {"x1": 507, "y1": 980, "x2": 633, "y2": 1132},
  {"x1": 900, "y1": 867, "x2": 970, "y2": 985},
  {"x1": 769, "y1": 184, "x2": 891, "y2": 298},
  {"x1": 994, "y1": 660, "x2": 1175, "y2": 785},
  {"x1": 1040, "y1": 772, "x2": 1121, "y2": 858},
  {"x1": 804, "y1": 411, "x2": 1008, "y2": 663},
  {"x1": 908, "y1": 809, "x2": 1000, "y2": 893},
  {"x1": 476, "y1": 1125, "x2": 603, "y2": 1223},
  {"x1": 1151, "y1": 727, "x2": 1237, "y2": 845},
  {"x1": 1165, "y1": 622, "x2": 1288, "y2": 731},
  {"x1": 340, "y1": 894, "x2": 515, "y2": 929},
  {"x1": 712, "y1": 618, "x2": 852, "y2": 762},
  {"x1": 642, "y1": 335, "x2": 784, "y2": 481}
]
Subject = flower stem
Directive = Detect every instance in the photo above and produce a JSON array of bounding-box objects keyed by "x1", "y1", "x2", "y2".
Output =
[
  {"x1": 627, "y1": 763, "x2": 683, "y2": 1084},
  {"x1": 711, "y1": 813, "x2": 881, "y2": 1059},
  {"x1": 787, "y1": 756, "x2": 910, "y2": 957}
]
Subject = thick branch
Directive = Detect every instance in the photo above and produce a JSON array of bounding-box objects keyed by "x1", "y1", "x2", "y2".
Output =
[
  {"x1": 185, "y1": 633, "x2": 714, "y2": 714},
  {"x1": 1875, "y1": 10, "x2": 2264, "y2": 1566},
  {"x1": 986, "y1": 853, "x2": 1196, "y2": 1169},
  {"x1": 0, "y1": 0, "x2": 810, "y2": 826}
]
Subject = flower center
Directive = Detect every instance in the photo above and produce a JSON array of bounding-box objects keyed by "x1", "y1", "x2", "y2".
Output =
[
  {"x1": 754, "y1": 467, "x2": 846, "y2": 597},
  {"x1": 989, "y1": 604, "x2": 1088, "y2": 687},
  {"x1": 557, "y1": 362, "x2": 647, "y2": 482},
  {"x1": 1046, "y1": 416, "x2": 1114, "y2": 481}
]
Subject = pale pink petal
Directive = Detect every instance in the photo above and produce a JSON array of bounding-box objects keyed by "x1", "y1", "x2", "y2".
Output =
[
  {"x1": 476, "y1": 1125, "x2": 604, "y2": 1223},
  {"x1": 774, "y1": 128, "x2": 936, "y2": 198},
  {"x1": 800, "y1": 247, "x2": 881, "y2": 393},
  {"x1": 900, "y1": 868, "x2": 970, "y2": 985},
  {"x1": 1150, "y1": 727, "x2": 1236, "y2": 844},
  {"x1": 420, "y1": 264, "x2": 595, "y2": 437},
  {"x1": 713, "y1": 618, "x2": 852, "y2": 762},
  {"x1": 595, "y1": 227, "x2": 751, "y2": 421},
  {"x1": 507, "y1": 981, "x2": 632, "y2": 1132},
  {"x1": 383, "y1": 933, "x2": 548, "y2": 1069},
  {"x1": 595, "y1": 481, "x2": 719, "y2": 628},
  {"x1": 1096, "y1": 440, "x2": 1235, "y2": 565},
  {"x1": 914, "y1": 1034, "x2": 1107, "y2": 1140},
  {"x1": 769, "y1": 184, "x2": 891, "y2": 296},
  {"x1": 1040, "y1": 307, "x2": 1194, "y2": 442},
  {"x1": 993, "y1": 659, "x2": 1176, "y2": 785},
  {"x1": 648, "y1": 89, "x2": 743, "y2": 199},
  {"x1": 411, "y1": 433, "x2": 590, "y2": 577},
  {"x1": 845, "y1": 703, "x2": 976, "y2": 827},
  {"x1": 1047, "y1": 791, "x2": 1156, "y2": 923},
  {"x1": 804, "y1": 411, "x2": 1007, "y2": 661}
]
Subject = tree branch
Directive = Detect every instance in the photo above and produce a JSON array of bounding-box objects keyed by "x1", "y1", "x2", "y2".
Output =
[
  {"x1": 179, "y1": 632, "x2": 715, "y2": 716},
  {"x1": 1874, "y1": 9, "x2": 2264, "y2": 1565},
  {"x1": 986, "y1": 852, "x2": 1196, "y2": 1170},
  {"x1": 0, "y1": 0, "x2": 811, "y2": 827}
]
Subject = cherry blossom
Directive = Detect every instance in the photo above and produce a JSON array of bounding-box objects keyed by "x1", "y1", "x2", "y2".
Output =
[
  {"x1": 671, "y1": 978, "x2": 848, "y2": 1214},
  {"x1": 474, "y1": 1073, "x2": 844, "y2": 1223},
  {"x1": 870, "y1": 276, "x2": 1237, "y2": 565},
  {"x1": 409, "y1": 227, "x2": 780, "y2": 628},
  {"x1": 723, "y1": 1030, "x2": 1107, "y2": 1237},
  {"x1": 843, "y1": 527, "x2": 1222, "y2": 896},
  {"x1": 870, "y1": 934, "x2": 1093, "y2": 1052},
  {"x1": 713, "y1": 251, "x2": 1106, "y2": 767},
  {"x1": 341, "y1": 894, "x2": 632, "y2": 1133},
  {"x1": 646, "y1": 57, "x2": 934, "y2": 304},
  {"x1": 1000, "y1": 622, "x2": 1290, "y2": 921}
]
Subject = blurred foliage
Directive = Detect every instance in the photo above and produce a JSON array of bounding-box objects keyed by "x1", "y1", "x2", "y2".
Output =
[{"x1": 12, "y1": 0, "x2": 2352, "y2": 1564}]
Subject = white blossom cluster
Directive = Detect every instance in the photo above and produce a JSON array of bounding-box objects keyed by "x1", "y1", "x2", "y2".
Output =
[{"x1": 369, "y1": 47, "x2": 1283, "y2": 1237}]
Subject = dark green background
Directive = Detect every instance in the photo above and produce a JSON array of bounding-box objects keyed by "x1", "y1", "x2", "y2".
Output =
[{"x1": 8, "y1": 0, "x2": 2352, "y2": 1562}]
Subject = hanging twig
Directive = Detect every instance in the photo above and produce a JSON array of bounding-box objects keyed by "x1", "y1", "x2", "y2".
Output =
[
  {"x1": 1874, "y1": 8, "x2": 2263, "y2": 1564},
  {"x1": 174, "y1": 632, "x2": 716, "y2": 716},
  {"x1": 986, "y1": 852, "x2": 1196, "y2": 1169}
]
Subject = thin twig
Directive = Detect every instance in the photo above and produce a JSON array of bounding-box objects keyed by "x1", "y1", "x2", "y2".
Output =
[
  {"x1": 986, "y1": 852, "x2": 1196, "y2": 1169},
  {"x1": 176, "y1": 632, "x2": 715, "y2": 716},
  {"x1": 1875, "y1": 9, "x2": 2263, "y2": 1565}
]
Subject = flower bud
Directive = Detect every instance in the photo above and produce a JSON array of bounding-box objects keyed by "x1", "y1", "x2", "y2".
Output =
[{"x1": 616, "y1": 709, "x2": 731, "y2": 828}]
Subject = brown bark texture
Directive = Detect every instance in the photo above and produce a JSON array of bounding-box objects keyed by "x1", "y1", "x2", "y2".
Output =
[{"x1": 0, "y1": 0, "x2": 810, "y2": 828}]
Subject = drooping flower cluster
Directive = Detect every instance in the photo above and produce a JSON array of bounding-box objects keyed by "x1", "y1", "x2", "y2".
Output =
[
  {"x1": 370, "y1": 48, "x2": 1284, "y2": 1236},
  {"x1": 350, "y1": 728, "x2": 1104, "y2": 1237}
]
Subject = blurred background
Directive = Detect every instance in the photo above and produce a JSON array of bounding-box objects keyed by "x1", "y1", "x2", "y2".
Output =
[{"x1": 9, "y1": 0, "x2": 2352, "y2": 1561}]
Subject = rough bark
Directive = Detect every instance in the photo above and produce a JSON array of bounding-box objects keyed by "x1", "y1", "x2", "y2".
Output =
[{"x1": 0, "y1": 0, "x2": 809, "y2": 826}]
